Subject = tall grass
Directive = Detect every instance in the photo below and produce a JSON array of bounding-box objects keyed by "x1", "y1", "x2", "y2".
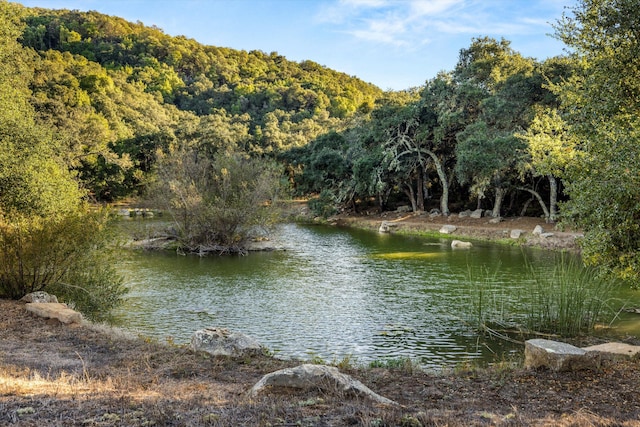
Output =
[
  {"x1": 524, "y1": 254, "x2": 617, "y2": 337},
  {"x1": 463, "y1": 254, "x2": 618, "y2": 339}
]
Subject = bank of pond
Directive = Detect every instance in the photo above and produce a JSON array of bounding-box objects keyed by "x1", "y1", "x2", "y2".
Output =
[{"x1": 113, "y1": 223, "x2": 640, "y2": 370}]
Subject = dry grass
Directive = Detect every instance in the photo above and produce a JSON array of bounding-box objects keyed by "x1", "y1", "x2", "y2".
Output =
[{"x1": 2, "y1": 299, "x2": 640, "y2": 426}]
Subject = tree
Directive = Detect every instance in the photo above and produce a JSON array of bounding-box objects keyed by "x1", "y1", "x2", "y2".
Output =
[
  {"x1": 553, "y1": 0, "x2": 640, "y2": 283},
  {"x1": 517, "y1": 108, "x2": 576, "y2": 222},
  {"x1": 0, "y1": 2, "x2": 125, "y2": 319},
  {"x1": 453, "y1": 38, "x2": 534, "y2": 216},
  {"x1": 154, "y1": 147, "x2": 283, "y2": 254}
]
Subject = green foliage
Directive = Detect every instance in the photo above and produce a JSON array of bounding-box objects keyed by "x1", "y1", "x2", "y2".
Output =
[
  {"x1": 19, "y1": 6, "x2": 381, "y2": 162},
  {"x1": 554, "y1": 0, "x2": 640, "y2": 284},
  {"x1": 462, "y1": 255, "x2": 617, "y2": 338},
  {"x1": 0, "y1": 3, "x2": 125, "y2": 320},
  {"x1": 154, "y1": 148, "x2": 283, "y2": 253},
  {"x1": 308, "y1": 190, "x2": 337, "y2": 218},
  {"x1": 0, "y1": 209, "x2": 126, "y2": 321},
  {"x1": 524, "y1": 255, "x2": 617, "y2": 336}
]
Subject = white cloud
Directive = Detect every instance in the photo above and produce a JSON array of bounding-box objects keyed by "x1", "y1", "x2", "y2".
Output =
[
  {"x1": 409, "y1": 0, "x2": 464, "y2": 16},
  {"x1": 317, "y1": 0, "x2": 561, "y2": 48}
]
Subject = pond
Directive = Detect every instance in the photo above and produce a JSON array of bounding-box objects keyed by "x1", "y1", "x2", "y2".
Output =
[{"x1": 113, "y1": 223, "x2": 640, "y2": 370}]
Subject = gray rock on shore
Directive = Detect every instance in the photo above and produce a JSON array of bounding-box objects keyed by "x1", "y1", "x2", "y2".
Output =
[{"x1": 250, "y1": 364, "x2": 398, "y2": 406}]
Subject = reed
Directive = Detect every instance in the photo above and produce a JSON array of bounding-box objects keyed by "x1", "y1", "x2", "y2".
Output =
[
  {"x1": 464, "y1": 254, "x2": 618, "y2": 338},
  {"x1": 523, "y1": 254, "x2": 617, "y2": 337}
]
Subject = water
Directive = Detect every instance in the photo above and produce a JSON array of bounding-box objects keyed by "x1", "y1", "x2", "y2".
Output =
[{"x1": 113, "y1": 223, "x2": 640, "y2": 369}]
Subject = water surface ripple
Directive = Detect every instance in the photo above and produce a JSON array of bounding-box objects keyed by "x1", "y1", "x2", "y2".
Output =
[{"x1": 113, "y1": 223, "x2": 626, "y2": 369}]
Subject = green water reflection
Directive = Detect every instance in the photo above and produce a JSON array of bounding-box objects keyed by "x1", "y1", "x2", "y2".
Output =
[{"x1": 113, "y1": 223, "x2": 640, "y2": 369}]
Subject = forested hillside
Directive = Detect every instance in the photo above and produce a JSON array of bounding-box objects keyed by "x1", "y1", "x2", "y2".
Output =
[
  {"x1": 15, "y1": 4, "x2": 382, "y2": 199},
  {"x1": 2, "y1": 0, "x2": 640, "y2": 288}
]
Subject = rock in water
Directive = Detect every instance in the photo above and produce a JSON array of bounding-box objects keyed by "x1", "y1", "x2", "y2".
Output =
[
  {"x1": 451, "y1": 240, "x2": 472, "y2": 249},
  {"x1": 191, "y1": 327, "x2": 264, "y2": 358},
  {"x1": 249, "y1": 364, "x2": 398, "y2": 406}
]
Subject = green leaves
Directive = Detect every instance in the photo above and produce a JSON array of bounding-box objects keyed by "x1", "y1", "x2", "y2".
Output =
[{"x1": 554, "y1": 0, "x2": 640, "y2": 284}]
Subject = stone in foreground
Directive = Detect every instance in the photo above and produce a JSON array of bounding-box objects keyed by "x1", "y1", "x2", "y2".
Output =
[
  {"x1": 583, "y1": 342, "x2": 640, "y2": 361},
  {"x1": 250, "y1": 364, "x2": 398, "y2": 406},
  {"x1": 20, "y1": 291, "x2": 58, "y2": 303},
  {"x1": 191, "y1": 327, "x2": 264, "y2": 358},
  {"x1": 25, "y1": 302, "x2": 82, "y2": 324},
  {"x1": 524, "y1": 339, "x2": 599, "y2": 371}
]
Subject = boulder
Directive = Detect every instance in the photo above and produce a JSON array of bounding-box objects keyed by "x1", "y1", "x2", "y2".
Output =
[
  {"x1": 191, "y1": 327, "x2": 264, "y2": 358},
  {"x1": 451, "y1": 240, "x2": 472, "y2": 249},
  {"x1": 582, "y1": 342, "x2": 640, "y2": 361},
  {"x1": 510, "y1": 229, "x2": 525, "y2": 239},
  {"x1": 378, "y1": 221, "x2": 398, "y2": 233},
  {"x1": 488, "y1": 217, "x2": 502, "y2": 224},
  {"x1": 470, "y1": 209, "x2": 483, "y2": 219},
  {"x1": 524, "y1": 339, "x2": 600, "y2": 371},
  {"x1": 20, "y1": 291, "x2": 58, "y2": 303},
  {"x1": 532, "y1": 225, "x2": 544, "y2": 236},
  {"x1": 396, "y1": 205, "x2": 412, "y2": 213},
  {"x1": 249, "y1": 364, "x2": 398, "y2": 406},
  {"x1": 540, "y1": 232, "x2": 555, "y2": 238},
  {"x1": 458, "y1": 210, "x2": 472, "y2": 218},
  {"x1": 439, "y1": 224, "x2": 457, "y2": 234},
  {"x1": 25, "y1": 302, "x2": 82, "y2": 324}
]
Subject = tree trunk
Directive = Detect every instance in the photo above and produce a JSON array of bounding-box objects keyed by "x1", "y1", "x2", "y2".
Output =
[
  {"x1": 520, "y1": 196, "x2": 534, "y2": 217},
  {"x1": 425, "y1": 150, "x2": 450, "y2": 216},
  {"x1": 517, "y1": 187, "x2": 550, "y2": 220},
  {"x1": 548, "y1": 175, "x2": 558, "y2": 223},
  {"x1": 492, "y1": 187, "x2": 506, "y2": 217},
  {"x1": 404, "y1": 184, "x2": 417, "y2": 212},
  {"x1": 416, "y1": 173, "x2": 425, "y2": 212}
]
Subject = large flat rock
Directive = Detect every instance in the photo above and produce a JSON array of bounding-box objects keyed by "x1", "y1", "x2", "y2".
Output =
[
  {"x1": 25, "y1": 302, "x2": 82, "y2": 324},
  {"x1": 524, "y1": 339, "x2": 600, "y2": 371},
  {"x1": 583, "y1": 342, "x2": 640, "y2": 360}
]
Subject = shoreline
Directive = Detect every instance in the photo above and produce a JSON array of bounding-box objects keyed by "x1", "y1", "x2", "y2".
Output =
[{"x1": 1, "y1": 298, "x2": 639, "y2": 425}]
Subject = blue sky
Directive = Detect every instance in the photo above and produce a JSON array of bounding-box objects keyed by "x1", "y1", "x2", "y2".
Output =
[{"x1": 17, "y1": 0, "x2": 576, "y2": 90}]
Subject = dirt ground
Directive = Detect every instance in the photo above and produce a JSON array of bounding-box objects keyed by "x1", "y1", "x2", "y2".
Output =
[
  {"x1": 3, "y1": 211, "x2": 640, "y2": 426},
  {"x1": 328, "y1": 209, "x2": 583, "y2": 252},
  {"x1": 1, "y1": 299, "x2": 640, "y2": 426}
]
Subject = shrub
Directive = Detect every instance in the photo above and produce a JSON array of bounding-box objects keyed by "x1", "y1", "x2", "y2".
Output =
[
  {"x1": 308, "y1": 189, "x2": 337, "y2": 218},
  {"x1": 0, "y1": 208, "x2": 126, "y2": 321},
  {"x1": 154, "y1": 148, "x2": 283, "y2": 253}
]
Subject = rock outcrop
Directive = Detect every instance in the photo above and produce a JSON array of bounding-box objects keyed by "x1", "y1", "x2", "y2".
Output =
[
  {"x1": 20, "y1": 291, "x2": 58, "y2": 303},
  {"x1": 524, "y1": 339, "x2": 600, "y2": 371},
  {"x1": 532, "y1": 225, "x2": 544, "y2": 236},
  {"x1": 510, "y1": 229, "x2": 525, "y2": 239},
  {"x1": 191, "y1": 327, "x2": 264, "y2": 358},
  {"x1": 451, "y1": 240, "x2": 472, "y2": 249},
  {"x1": 583, "y1": 342, "x2": 640, "y2": 361},
  {"x1": 25, "y1": 302, "x2": 82, "y2": 324},
  {"x1": 470, "y1": 209, "x2": 484, "y2": 219},
  {"x1": 249, "y1": 364, "x2": 398, "y2": 406}
]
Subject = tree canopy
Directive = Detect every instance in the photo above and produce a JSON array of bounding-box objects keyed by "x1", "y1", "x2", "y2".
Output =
[{"x1": 2, "y1": 1, "x2": 640, "y2": 286}]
